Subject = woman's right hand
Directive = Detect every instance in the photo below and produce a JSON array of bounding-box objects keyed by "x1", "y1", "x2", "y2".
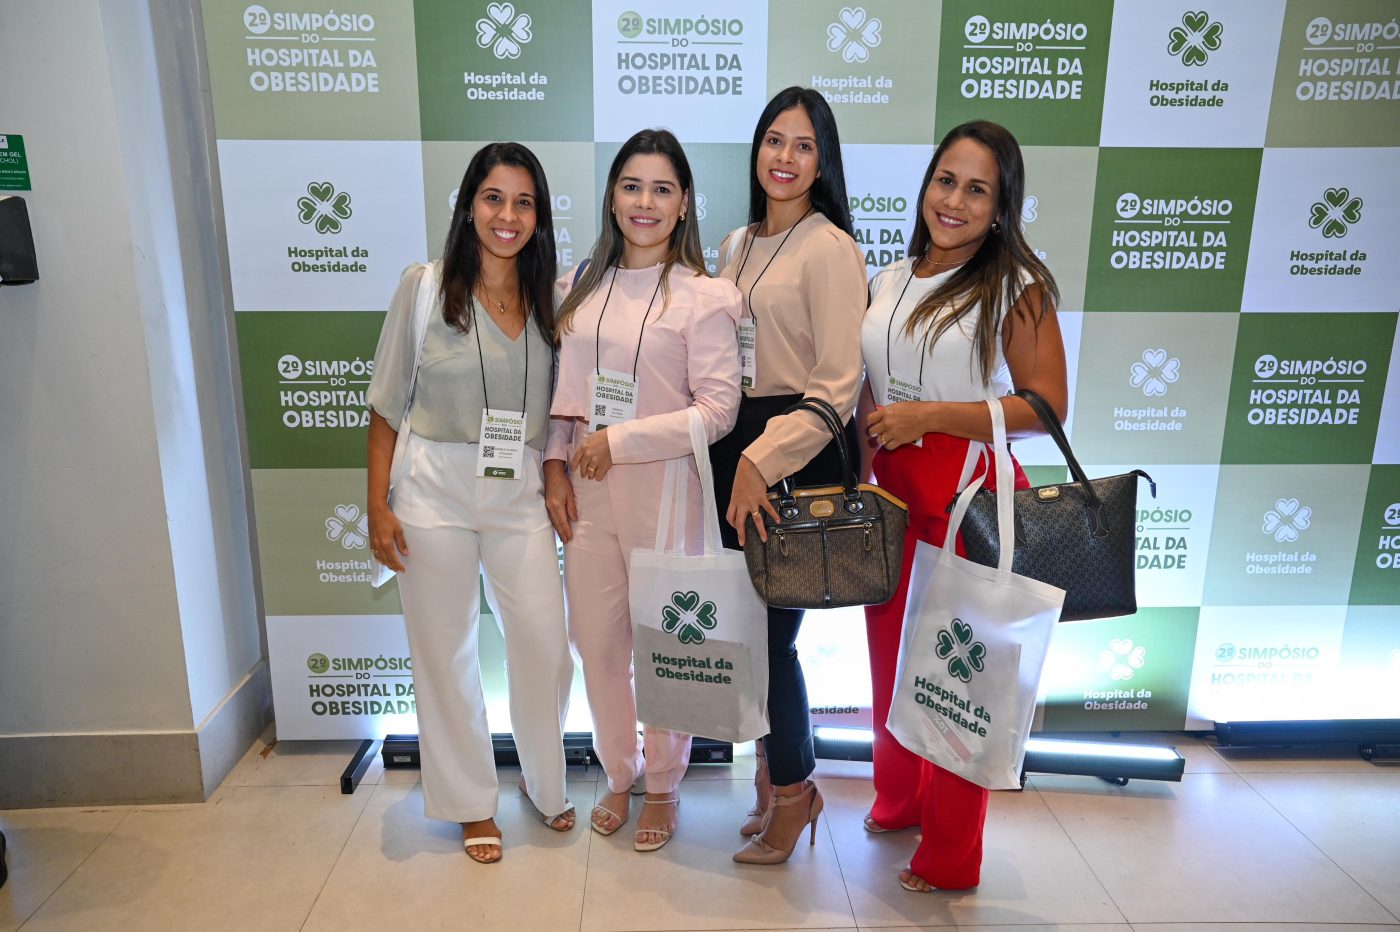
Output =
[
  {"x1": 368, "y1": 504, "x2": 409, "y2": 572},
  {"x1": 543, "y1": 459, "x2": 578, "y2": 543}
]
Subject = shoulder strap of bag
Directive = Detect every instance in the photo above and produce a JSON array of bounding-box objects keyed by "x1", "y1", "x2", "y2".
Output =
[
  {"x1": 403, "y1": 261, "x2": 437, "y2": 419},
  {"x1": 778, "y1": 397, "x2": 857, "y2": 492},
  {"x1": 946, "y1": 399, "x2": 1014, "y2": 571},
  {"x1": 571, "y1": 258, "x2": 591, "y2": 286},
  {"x1": 1015, "y1": 388, "x2": 1107, "y2": 529}
]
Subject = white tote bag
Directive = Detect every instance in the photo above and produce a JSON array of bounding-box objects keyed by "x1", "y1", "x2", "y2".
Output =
[
  {"x1": 629, "y1": 408, "x2": 770, "y2": 742},
  {"x1": 886, "y1": 399, "x2": 1065, "y2": 790},
  {"x1": 369, "y1": 262, "x2": 437, "y2": 589}
]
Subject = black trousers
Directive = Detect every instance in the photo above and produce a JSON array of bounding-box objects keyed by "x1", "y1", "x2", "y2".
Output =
[{"x1": 708, "y1": 393, "x2": 859, "y2": 786}]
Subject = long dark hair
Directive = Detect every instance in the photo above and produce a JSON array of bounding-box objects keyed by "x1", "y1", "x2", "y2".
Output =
[
  {"x1": 903, "y1": 120, "x2": 1059, "y2": 385},
  {"x1": 556, "y1": 129, "x2": 706, "y2": 336},
  {"x1": 746, "y1": 86, "x2": 854, "y2": 238},
  {"x1": 440, "y1": 142, "x2": 557, "y2": 337}
]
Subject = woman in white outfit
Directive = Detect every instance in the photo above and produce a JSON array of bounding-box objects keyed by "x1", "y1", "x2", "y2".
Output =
[{"x1": 366, "y1": 142, "x2": 575, "y2": 864}]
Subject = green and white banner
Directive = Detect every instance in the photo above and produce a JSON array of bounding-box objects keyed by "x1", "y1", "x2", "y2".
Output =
[{"x1": 203, "y1": 0, "x2": 1400, "y2": 739}]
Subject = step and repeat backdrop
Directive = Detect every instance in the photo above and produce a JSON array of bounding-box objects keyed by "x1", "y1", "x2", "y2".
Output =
[{"x1": 202, "y1": 0, "x2": 1400, "y2": 740}]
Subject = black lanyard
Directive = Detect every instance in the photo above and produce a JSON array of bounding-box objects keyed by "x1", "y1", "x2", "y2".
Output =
[
  {"x1": 732, "y1": 207, "x2": 814, "y2": 326},
  {"x1": 884, "y1": 256, "x2": 933, "y2": 388},
  {"x1": 594, "y1": 265, "x2": 665, "y2": 380},
  {"x1": 473, "y1": 300, "x2": 529, "y2": 415}
]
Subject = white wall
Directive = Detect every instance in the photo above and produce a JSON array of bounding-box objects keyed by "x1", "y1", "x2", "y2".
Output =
[{"x1": 0, "y1": 0, "x2": 262, "y2": 760}]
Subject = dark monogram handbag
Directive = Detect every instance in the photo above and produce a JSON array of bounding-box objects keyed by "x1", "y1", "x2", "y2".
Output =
[
  {"x1": 959, "y1": 389, "x2": 1156, "y2": 622},
  {"x1": 743, "y1": 398, "x2": 908, "y2": 609}
]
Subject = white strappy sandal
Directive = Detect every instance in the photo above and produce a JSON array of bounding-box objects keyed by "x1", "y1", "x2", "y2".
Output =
[
  {"x1": 633, "y1": 794, "x2": 679, "y2": 852},
  {"x1": 463, "y1": 835, "x2": 502, "y2": 863}
]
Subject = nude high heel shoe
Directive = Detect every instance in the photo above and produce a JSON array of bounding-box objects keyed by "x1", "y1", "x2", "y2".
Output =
[
  {"x1": 731, "y1": 780, "x2": 823, "y2": 864},
  {"x1": 738, "y1": 742, "x2": 772, "y2": 836}
]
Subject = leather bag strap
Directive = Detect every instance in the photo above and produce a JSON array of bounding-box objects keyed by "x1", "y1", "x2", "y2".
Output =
[{"x1": 778, "y1": 397, "x2": 858, "y2": 494}]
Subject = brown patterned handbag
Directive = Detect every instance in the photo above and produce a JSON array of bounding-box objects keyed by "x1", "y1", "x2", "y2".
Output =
[{"x1": 743, "y1": 398, "x2": 908, "y2": 609}]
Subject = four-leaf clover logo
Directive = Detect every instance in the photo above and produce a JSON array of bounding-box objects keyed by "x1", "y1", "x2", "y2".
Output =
[
  {"x1": 1099, "y1": 638, "x2": 1146, "y2": 681},
  {"x1": 326, "y1": 504, "x2": 369, "y2": 550},
  {"x1": 1168, "y1": 11, "x2": 1223, "y2": 67},
  {"x1": 1129, "y1": 348, "x2": 1181, "y2": 397},
  {"x1": 297, "y1": 182, "x2": 352, "y2": 235},
  {"x1": 477, "y1": 2, "x2": 532, "y2": 60},
  {"x1": 827, "y1": 7, "x2": 882, "y2": 63},
  {"x1": 1309, "y1": 187, "x2": 1363, "y2": 239},
  {"x1": 1262, "y1": 498, "x2": 1311, "y2": 543},
  {"x1": 695, "y1": 192, "x2": 708, "y2": 221},
  {"x1": 934, "y1": 618, "x2": 986, "y2": 683},
  {"x1": 1021, "y1": 195, "x2": 1038, "y2": 224},
  {"x1": 661, "y1": 590, "x2": 717, "y2": 645}
]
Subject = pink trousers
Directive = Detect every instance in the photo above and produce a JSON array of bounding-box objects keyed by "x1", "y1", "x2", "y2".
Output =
[{"x1": 563, "y1": 423, "x2": 696, "y2": 795}]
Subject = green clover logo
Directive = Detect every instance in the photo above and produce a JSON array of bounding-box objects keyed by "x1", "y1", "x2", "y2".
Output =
[
  {"x1": 661, "y1": 590, "x2": 717, "y2": 645},
  {"x1": 1168, "y1": 11, "x2": 1223, "y2": 67},
  {"x1": 933, "y1": 618, "x2": 986, "y2": 683},
  {"x1": 1308, "y1": 187, "x2": 1363, "y2": 239},
  {"x1": 297, "y1": 182, "x2": 353, "y2": 235}
]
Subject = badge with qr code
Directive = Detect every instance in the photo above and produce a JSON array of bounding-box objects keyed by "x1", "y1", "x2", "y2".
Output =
[
  {"x1": 588, "y1": 368, "x2": 639, "y2": 431},
  {"x1": 477, "y1": 409, "x2": 526, "y2": 479}
]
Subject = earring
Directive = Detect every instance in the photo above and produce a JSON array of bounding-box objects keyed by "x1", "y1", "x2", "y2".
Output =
[
  {"x1": 679, "y1": 213, "x2": 686, "y2": 222},
  {"x1": 466, "y1": 213, "x2": 473, "y2": 222},
  {"x1": 991, "y1": 220, "x2": 1001, "y2": 234}
]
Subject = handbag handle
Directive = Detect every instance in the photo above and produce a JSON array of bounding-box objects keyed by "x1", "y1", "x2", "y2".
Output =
[
  {"x1": 1014, "y1": 388, "x2": 1108, "y2": 538},
  {"x1": 776, "y1": 397, "x2": 858, "y2": 499},
  {"x1": 1013, "y1": 389, "x2": 1157, "y2": 537}
]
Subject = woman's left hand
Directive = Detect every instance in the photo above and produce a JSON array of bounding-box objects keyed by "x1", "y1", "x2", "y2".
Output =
[
  {"x1": 569, "y1": 428, "x2": 614, "y2": 481},
  {"x1": 865, "y1": 401, "x2": 934, "y2": 451},
  {"x1": 726, "y1": 455, "x2": 779, "y2": 547}
]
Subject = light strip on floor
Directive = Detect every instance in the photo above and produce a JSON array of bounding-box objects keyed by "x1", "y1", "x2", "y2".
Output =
[{"x1": 811, "y1": 727, "x2": 1186, "y2": 783}]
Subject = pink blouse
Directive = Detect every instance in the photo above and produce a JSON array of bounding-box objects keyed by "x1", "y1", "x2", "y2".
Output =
[{"x1": 547, "y1": 263, "x2": 743, "y2": 464}]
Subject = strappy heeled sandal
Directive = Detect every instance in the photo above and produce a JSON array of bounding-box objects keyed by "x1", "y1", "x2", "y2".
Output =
[
  {"x1": 633, "y1": 794, "x2": 679, "y2": 852},
  {"x1": 732, "y1": 780, "x2": 823, "y2": 864}
]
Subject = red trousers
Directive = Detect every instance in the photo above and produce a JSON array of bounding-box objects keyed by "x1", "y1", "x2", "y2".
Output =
[{"x1": 864, "y1": 431, "x2": 1028, "y2": 890}]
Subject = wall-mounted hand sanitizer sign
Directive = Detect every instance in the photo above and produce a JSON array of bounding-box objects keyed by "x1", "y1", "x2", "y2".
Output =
[{"x1": 0, "y1": 135, "x2": 32, "y2": 191}]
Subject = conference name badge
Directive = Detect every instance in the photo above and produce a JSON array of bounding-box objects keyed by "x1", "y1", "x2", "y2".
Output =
[
  {"x1": 885, "y1": 373, "x2": 925, "y2": 448},
  {"x1": 477, "y1": 410, "x2": 527, "y2": 480},
  {"x1": 589, "y1": 368, "x2": 639, "y2": 430},
  {"x1": 738, "y1": 320, "x2": 757, "y2": 389}
]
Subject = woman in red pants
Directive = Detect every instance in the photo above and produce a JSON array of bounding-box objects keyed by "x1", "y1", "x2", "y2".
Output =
[{"x1": 857, "y1": 120, "x2": 1068, "y2": 893}]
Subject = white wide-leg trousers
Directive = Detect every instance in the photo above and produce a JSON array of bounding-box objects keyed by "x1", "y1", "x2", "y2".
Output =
[{"x1": 393, "y1": 433, "x2": 572, "y2": 823}]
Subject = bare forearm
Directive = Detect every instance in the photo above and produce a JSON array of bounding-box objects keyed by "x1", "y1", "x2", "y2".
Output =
[
  {"x1": 367, "y1": 411, "x2": 398, "y2": 514},
  {"x1": 910, "y1": 396, "x2": 1058, "y2": 443}
]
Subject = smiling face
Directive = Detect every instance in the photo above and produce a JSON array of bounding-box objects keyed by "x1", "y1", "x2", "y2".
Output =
[
  {"x1": 921, "y1": 137, "x2": 1001, "y2": 264},
  {"x1": 755, "y1": 104, "x2": 820, "y2": 209},
  {"x1": 611, "y1": 152, "x2": 685, "y2": 263},
  {"x1": 471, "y1": 163, "x2": 537, "y2": 261}
]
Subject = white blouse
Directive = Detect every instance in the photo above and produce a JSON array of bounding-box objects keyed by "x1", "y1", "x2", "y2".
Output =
[{"x1": 860, "y1": 256, "x2": 1024, "y2": 406}]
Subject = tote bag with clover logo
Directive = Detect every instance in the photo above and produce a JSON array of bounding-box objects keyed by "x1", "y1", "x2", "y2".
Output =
[
  {"x1": 886, "y1": 399, "x2": 1065, "y2": 790},
  {"x1": 629, "y1": 408, "x2": 770, "y2": 743}
]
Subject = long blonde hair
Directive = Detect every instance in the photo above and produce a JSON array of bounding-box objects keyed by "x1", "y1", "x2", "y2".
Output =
[{"x1": 555, "y1": 129, "x2": 707, "y2": 338}]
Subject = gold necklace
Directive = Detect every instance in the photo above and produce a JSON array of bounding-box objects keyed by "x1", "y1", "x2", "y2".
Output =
[{"x1": 476, "y1": 283, "x2": 517, "y2": 315}]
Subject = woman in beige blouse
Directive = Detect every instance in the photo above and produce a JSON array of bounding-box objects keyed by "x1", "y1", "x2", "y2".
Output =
[{"x1": 711, "y1": 86, "x2": 869, "y2": 864}]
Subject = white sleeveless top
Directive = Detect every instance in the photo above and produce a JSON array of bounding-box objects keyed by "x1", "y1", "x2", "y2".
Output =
[{"x1": 860, "y1": 256, "x2": 1025, "y2": 405}]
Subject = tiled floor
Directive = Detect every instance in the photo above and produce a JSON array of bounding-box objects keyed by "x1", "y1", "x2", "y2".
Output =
[{"x1": 2, "y1": 730, "x2": 1397, "y2": 931}]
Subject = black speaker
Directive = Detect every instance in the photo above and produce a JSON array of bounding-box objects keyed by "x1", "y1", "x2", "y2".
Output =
[{"x1": 0, "y1": 195, "x2": 39, "y2": 284}]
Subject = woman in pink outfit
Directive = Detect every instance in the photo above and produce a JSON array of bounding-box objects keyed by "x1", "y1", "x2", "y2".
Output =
[{"x1": 543, "y1": 129, "x2": 742, "y2": 853}]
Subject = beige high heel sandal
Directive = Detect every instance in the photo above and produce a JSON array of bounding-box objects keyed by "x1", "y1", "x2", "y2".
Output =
[{"x1": 731, "y1": 780, "x2": 823, "y2": 864}]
